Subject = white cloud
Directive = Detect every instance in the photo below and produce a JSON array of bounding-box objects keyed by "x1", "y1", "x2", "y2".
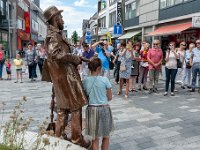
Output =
[
  {"x1": 40, "y1": 0, "x2": 96, "y2": 38},
  {"x1": 74, "y1": 0, "x2": 88, "y2": 7}
]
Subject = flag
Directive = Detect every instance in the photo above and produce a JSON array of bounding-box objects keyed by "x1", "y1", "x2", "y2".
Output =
[{"x1": 106, "y1": 32, "x2": 112, "y2": 44}]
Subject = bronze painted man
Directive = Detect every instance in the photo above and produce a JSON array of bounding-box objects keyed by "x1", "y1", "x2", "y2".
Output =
[{"x1": 43, "y1": 6, "x2": 90, "y2": 148}]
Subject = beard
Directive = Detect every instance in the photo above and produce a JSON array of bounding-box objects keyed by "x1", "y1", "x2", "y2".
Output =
[{"x1": 58, "y1": 23, "x2": 64, "y2": 30}]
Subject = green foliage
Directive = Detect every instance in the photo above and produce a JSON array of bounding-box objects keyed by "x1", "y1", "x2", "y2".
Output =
[
  {"x1": 0, "y1": 97, "x2": 58, "y2": 150},
  {"x1": 71, "y1": 31, "x2": 78, "y2": 45},
  {"x1": 0, "y1": 144, "x2": 20, "y2": 150}
]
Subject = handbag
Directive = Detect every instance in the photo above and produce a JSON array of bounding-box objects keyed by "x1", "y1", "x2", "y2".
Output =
[
  {"x1": 177, "y1": 59, "x2": 182, "y2": 68},
  {"x1": 120, "y1": 62, "x2": 126, "y2": 71},
  {"x1": 109, "y1": 56, "x2": 114, "y2": 70},
  {"x1": 185, "y1": 60, "x2": 192, "y2": 69},
  {"x1": 102, "y1": 48, "x2": 114, "y2": 70}
]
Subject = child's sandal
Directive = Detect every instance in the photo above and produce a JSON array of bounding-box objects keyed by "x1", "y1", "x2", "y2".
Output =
[{"x1": 117, "y1": 91, "x2": 122, "y2": 95}]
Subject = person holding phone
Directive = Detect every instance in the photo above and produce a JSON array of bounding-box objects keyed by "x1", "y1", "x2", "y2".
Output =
[{"x1": 164, "y1": 42, "x2": 179, "y2": 96}]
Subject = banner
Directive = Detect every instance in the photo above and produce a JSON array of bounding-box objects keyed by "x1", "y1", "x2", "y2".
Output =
[
  {"x1": 24, "y1": 12, "x2": 30, "y2": 33},
  {"x1": 117, "y1": 2, "x2": 122, "y2": 24}
]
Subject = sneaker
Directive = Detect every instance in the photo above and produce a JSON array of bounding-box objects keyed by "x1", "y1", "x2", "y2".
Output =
[
  {"x1": 164, "y1": 92, "x2": 168, "y2": 96},
  {"x1": 187, "y1": 86, "x2": 192, "y2": 89},
  {"x1": 148, "y1": 89, "x2": 153, "y2": 94},
  {"x1": 171, "y1": 92, "x2": 175, "y2": 96},
  {"x1": 143, "y1": 86, "x2": 148, "y2": 90},
  {"x1": 174, "y1": 89, "x2": 178, "y2": 92},
  {"x1": 181, "y1": 86, "x2": 185, "y2": 89},
  {"x1": 138, "y1": 85, "x2": 142, "y2": 91},
  {"x1": 153, "y1": 88, "x2": 158, "y2": 93},
  {"x1": 14, "y1": 81, "x2": 18, "y2": 83},
  {"x1": 190, "y1": 88, "x2": 195, "y2": 92}
]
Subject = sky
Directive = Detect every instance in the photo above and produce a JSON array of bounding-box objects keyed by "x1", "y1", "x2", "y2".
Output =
[{"x1": 40, "y1": 0, "x2": 97, "y2": 38}]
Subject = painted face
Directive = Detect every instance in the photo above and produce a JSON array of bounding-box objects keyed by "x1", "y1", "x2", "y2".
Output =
[{"x1": 57, "y1": 14, "x2": 64, "y2": 30}]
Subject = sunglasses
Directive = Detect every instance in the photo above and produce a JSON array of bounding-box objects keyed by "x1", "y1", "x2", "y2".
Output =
[
  {"x1": 153, "y1": 43, "x2": 159, "y2": 45},
  {"x1": 181, "y1": 44, "x2": 186, "y2": 46}
]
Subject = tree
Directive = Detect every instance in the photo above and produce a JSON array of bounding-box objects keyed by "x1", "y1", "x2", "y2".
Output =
[{"x1": 71, "y1": 31, "x2": 78, "y2": 45}]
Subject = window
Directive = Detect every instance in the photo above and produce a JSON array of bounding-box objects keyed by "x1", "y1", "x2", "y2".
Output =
[
  {"x1": 32, "y1": 20, "x2": 39, "y2": 32},
  {"x1": 160, "y1": 0, "x2": 192, "y2": 9},
  {"x1": 166, "y1": 0, "x2": 174, "y2": 7},
  {"x1": 24, "y1": 3, "x2": 28, "y2": 12},
  {"x1": 160, "y1": 0, "x2": 167, "y2": 8},
  {"x1": 18, "y1": 19, "x2": 25, "y2": 30},
  {"x1": 109, "y1": 11, "x2": 116, "y2": 27},
  {"x1": 99, "y1": 16, "x2": 106, "y2": 28},
  {"x1": 109, "y1": 0, "x2": 117, "y2": 5},
  {"x1": 125, "y1": 2, "x2": 136, "y2": 20},
  {"x1": 174, "y1": 0, "x2": 183, "y2": 4},
  {"x1": 101, "y1": 0, "x2": 106, "y2": 10},
  {"x1": 0, "y1": 0, "x2": 4, "y2": 16}
]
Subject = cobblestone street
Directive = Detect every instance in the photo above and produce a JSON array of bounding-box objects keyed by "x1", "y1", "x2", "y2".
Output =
[{"x1": 0, "y1": 67, "x2": 200, "y2": 150}]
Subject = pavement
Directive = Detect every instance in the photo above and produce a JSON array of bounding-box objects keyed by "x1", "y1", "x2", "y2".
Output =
[{"x1": 1, "y1": 64, "x2": 200, "y2": 150}]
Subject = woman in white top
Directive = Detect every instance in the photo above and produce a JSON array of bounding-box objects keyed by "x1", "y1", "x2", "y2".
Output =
[
  {"x1": 164, "y1": 42, "x2": 179, "y2": 96},
  {"x1": 181, "y1": 43, "x2": 195, "y2": 89}
]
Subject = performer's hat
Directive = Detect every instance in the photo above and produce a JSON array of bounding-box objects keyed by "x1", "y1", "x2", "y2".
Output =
[{"x1": 43, "y1": 6, "x2": 63, "y2": 22}]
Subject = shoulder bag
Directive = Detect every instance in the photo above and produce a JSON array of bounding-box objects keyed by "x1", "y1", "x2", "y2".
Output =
[{"x1": 102, "y1": 48, "x2": 114, "y2": 70}]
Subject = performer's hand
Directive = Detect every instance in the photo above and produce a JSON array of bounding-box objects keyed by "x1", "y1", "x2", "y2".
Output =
[{"x1": 80, "y1": 56, "x2": 90, "y2": 62}]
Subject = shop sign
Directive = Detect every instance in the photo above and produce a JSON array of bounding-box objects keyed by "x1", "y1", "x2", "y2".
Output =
[
  {"x1": 192, "y1": 16, "x2": 200, "y2": 28},
  {"x1": 117, "y1": 2, "x2": 122, "y2": 24},
  {"x1": 24, "y1": 12, "x2": 30, "y2": 33},
  {"x1": 170, "y1": 30, "x2": 200, "y2": 43},
  {"x1": 18, "y1": 29, "x2": 30, "y2": 40},
  {"x1": 98, "y1": 27, "x2": 108, "y2": 35}
]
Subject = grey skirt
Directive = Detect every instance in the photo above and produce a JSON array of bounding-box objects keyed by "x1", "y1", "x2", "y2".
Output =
[{"x1": 85, "y1": 105, "x2": 114, "y2": 139}]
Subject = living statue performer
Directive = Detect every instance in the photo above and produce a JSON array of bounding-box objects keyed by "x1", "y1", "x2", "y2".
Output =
[{"x1": 42, "y1": 6, "x2": 90, "y2": 148}]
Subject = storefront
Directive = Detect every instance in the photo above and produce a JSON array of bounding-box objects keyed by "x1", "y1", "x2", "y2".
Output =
[
  {"x1": 17, "y1": 12, "x2": 31, "y2": 51},
  {"x1": 147, "y1": 21, "x2": 200, "y2": 50},
  {"x1": 17, "y1": 29, "x2": 30, "y2": 50},
  {"x1": 118, "y1": 30, "x2": 142, "y2": 42},
  {"x1": 0, "y1": 30, "x2": 8, "y2": 57}
]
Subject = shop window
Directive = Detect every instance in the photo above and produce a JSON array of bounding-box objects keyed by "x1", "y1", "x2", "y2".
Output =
[
  {"x1": 109, "y1": 11, "x2": 116, "y2": 27},
  {"x1": 2, "y1": 32, "x2": 7, "y2": 42},
  {"x1": 125, "y1": 1, "x2": 136, "y2": 20}
]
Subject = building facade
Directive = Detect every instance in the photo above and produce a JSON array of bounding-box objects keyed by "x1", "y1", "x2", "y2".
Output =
[
  {"x1": 17, "y1": 0, "x2": 31, "y2": 53},
  {"x1": 92, "y1": 0, "x2": 200, "y2": 48},
  {"x1": 0, "y1": 0, "x2": 12, "y2": 57},
  {"x1": 0, "y1": 0, "x2": 46, "y2": 58}
]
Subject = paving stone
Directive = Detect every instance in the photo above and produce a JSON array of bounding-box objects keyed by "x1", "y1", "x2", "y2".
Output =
[
  {"x1": 1, "y1": 66, "x2": 200, "y2": 149},
  {"x1": 188, "y1": 109, "x2": 200, "y2": 112},
  {"x1": 179, "y1": 106, "x2": 190, "y2": 109},
  {"x1": 137, "y1": 141, "x2": 157, "y2": 149},
  {"x1": 159, "y1": 118, "x2": 183, "y2": 125},
  {"x1": 134, "y1": 136, "x2": 153, "y2": 144}
]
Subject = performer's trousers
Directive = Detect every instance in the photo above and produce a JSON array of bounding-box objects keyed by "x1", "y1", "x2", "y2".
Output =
[{"x1": 55, "y1": 108, "x2": 82, "y2": 144}]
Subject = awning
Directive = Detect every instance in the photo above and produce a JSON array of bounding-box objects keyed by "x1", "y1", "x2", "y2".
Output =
[
  {"x1": 148, "y1": 22, "x2": 192, "y2": 36},
  {"x1": 118, "y1": 31, "x2": 141, "y2": 40}
]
